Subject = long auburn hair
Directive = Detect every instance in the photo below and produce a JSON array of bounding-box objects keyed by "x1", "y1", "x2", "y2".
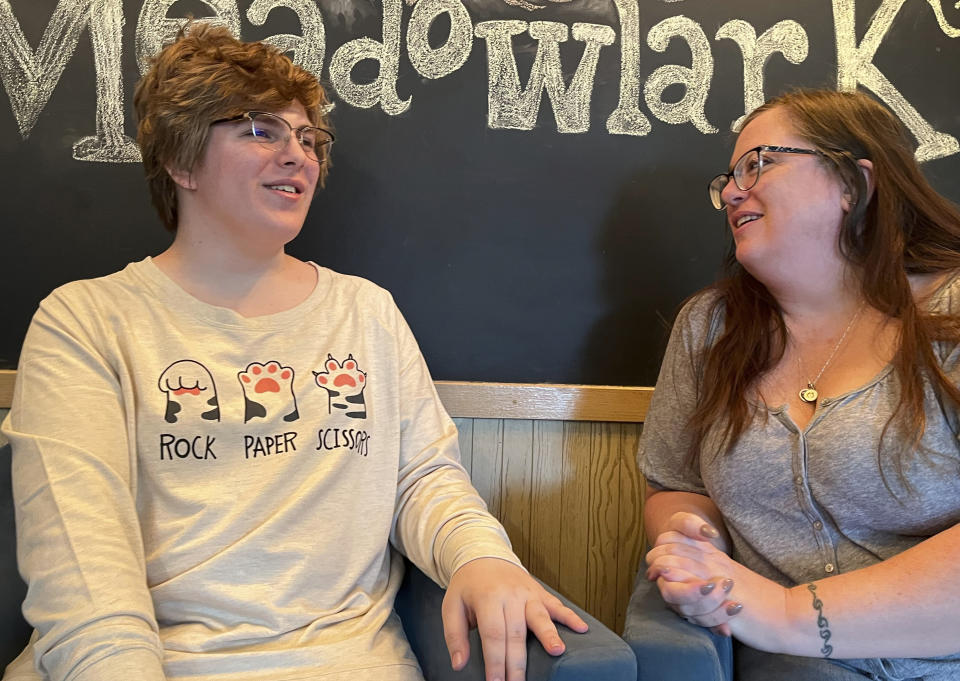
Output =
[{"x1": 687, "y1": 89, "x2": 960, "y2": 486}]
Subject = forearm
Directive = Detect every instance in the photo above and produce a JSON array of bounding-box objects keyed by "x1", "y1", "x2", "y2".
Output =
[
  {"x1": 7, "y1": 420, "x2": 163, "y2": 680},
  {"x1": 11, "y1": 432, "x2": 165, "y2": 679},
  {"x1": 644, "y1": 486, "x2": 732, "y2": 553},
  {"x1": 740, "y1": 523, "x2": 960, "y2": 658},
  {"x1": 43, "y1": 623, "x2": 165, "y2": 681},
  {"x1": 393, "y1": 416, "x2": 520, "y2": 586},
  {"x1": 392, "y1": 325, "x2": 521, "y2": 585}
]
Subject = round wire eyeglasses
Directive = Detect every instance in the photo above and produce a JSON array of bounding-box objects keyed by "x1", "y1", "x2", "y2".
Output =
[{"x1": 211, "y1": 111, "x2": 334, "y2": 164}]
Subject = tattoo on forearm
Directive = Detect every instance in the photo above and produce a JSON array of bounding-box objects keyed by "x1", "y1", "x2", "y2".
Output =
[{"x1": 807, "y1": 583, "x2": 833, "y2": 657}]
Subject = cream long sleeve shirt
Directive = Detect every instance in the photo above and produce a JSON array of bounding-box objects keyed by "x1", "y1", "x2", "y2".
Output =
[{"x1": 2, "y1": 258, "x2": 519, "y2": 681}]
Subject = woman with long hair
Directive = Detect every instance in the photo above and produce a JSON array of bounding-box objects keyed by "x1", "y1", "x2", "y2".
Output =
[{"x1": 641, "y1": 89, "x2": 960, "y2": 680}]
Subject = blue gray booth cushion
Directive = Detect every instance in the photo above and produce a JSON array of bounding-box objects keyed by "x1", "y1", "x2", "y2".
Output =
[{"x1": 623, "y1": 559, "x2": 733, "y2": 681}]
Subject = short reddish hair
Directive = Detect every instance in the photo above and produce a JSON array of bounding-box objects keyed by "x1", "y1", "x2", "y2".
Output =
[{"x1": 133, "y1": 23, "x2": 331, "y2": 232}]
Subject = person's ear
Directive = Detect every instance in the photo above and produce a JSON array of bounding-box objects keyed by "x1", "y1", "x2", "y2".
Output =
[
  {"x1": 166, "y1": 165, "x2": 197, "y2": 191},
  {"x1": 842, "y1": 159, "x2": 874, "y2": 212}
]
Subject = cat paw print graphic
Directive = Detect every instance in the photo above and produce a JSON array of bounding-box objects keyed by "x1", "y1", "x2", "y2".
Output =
[
  {"x1": 313, "y1": 354, "x2": 367, "y2": 419},
  {"x1": 238, "y1": 361, "x2": 300, "y2": 423},
  {"x1": 157, "y1": 359, "x2": 220, "y2": 423}
]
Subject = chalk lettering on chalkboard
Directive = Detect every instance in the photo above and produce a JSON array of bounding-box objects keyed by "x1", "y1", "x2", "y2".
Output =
[
  {"x1": 0, "y1": 0, "x2": 91, "y2": 139},
  {"x1": 75, "y1": 0, "x2": 141, "y2": 162},
  {"x1": 328, "y1": 0, "x2": 409, "y2": 114},
  {"x1": 499, "y1": 0, "x2": 552, "y2": 12},
  {"x1": 716, "y1": 20, "x2": 809, "y2": 132},
  {"x1": 475, "y1": 20, "x2": 614, "y2": 133},
  {"x1": 135, "y1": 0, "x2": 239, "y2": 76},
  {"x1": 644, "y1": 16, "x2": 716, "y2": 134},
  {"x1": 407, "y1": 0, "x2": 473, "y2": 80},
  {"x1": 492, "y1": 0, "x2": 612, "y2": 15},
  {"x1": 834, "y1": 0, "x2": 959, "y2": 162},
  {"x1": 606, "y1": 0, "x2": 651, "y2": 136},
  {"x1": 247, "y1": 0, "x2": 328, "y2": 101},
  {"x1": 1, "y1": 0, "x2": 957, "y2": 164},
  {"x1": 927, "y1": 0, "x2": 960, "y2": 38},
  {"x1": 0, "y1": 0, "x2": 139, "y2": 160}
]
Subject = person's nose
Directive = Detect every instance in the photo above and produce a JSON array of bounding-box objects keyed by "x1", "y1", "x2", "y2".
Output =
[
  {"x1": 721, "y1": 176, "x2": 747, "y2": 208},
  {"x1": 276, "y1": 133, "x2": 309, "y2": 167}
]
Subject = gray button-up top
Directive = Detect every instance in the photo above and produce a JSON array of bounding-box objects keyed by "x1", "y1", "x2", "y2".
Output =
[{"x1": 640, "y1": 276, "x2": 960, "y2": 680}]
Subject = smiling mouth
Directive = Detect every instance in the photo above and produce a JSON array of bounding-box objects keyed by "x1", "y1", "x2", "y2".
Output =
[
  {"x1": 736, "y1": 214, "x2": 760, "y2": 228},
  {"x1": 265, "y1": 184, "x2": 301, "y2": 195}
]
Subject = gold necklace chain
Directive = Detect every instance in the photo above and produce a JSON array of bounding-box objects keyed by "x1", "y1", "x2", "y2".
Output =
[{"x1": 796, "y1": 304, "x2": 865, "y2": 404}]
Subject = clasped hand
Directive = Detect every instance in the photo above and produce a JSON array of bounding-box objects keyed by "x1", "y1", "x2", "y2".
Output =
[
  {"x1": 442, "y1": 557, "x2": 589, "y2": 681},
  {"x1": 645, "y1": 511, "x2": 744, "y2": 635}
]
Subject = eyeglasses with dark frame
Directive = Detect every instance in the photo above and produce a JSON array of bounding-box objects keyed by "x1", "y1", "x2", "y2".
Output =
[
  {"x1": 708, "y1": 145, "x2": 823, "y2": 210},
  {"x1": 211, "y1": 111, "x2": 335, "y2": 164}
]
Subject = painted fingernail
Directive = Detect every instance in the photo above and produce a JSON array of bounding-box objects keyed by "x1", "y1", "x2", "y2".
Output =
[
  {"x1": 722, "y1": 578, "x2": 734, "y2": 593},
  {"x1": 726, "y1": 602, "x2": 743, "y2": 616},
  {"x1": 700, "y1": 582, "x2": 716, "y2": 595},
  {"x1": 700, "y1": 524, "x2": 719, "y2": 539}
]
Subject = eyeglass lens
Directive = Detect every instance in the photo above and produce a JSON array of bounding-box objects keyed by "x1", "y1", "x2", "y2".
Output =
[
  {"x1": 734, "y1": 149, "x2": 762, "y2": 192},
  {"x1": 709, "y1": 148, "x2": 761, "y2": 210},
  {"x1": 249, "y1": 114, "x2": 332, "y2": 161}
]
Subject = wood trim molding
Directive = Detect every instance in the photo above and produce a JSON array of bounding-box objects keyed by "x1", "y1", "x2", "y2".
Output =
[
  {"x1": 0, "y1": 371, "x2": 651, "y2": 422},
  {"x1": 435, "y1": 381, "x2": 651, "y2": 422},
  {"x1": 0, "y1": 370, "x2": 12, "y2": 411}
]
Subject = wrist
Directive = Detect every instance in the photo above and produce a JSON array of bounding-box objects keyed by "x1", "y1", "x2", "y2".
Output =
[{"x1": 781, "y1": 583, "x2": 829, "y2": 657}]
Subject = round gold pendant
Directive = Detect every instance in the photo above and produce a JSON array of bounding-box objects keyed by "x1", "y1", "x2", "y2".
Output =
[{"x1": 799, "y1": 387, "x2": 819, "y2": 403}]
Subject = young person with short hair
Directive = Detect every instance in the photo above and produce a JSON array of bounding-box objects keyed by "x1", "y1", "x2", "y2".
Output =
[{"x1": 2, "y1": 24, "x2": 585, "y2": 681}]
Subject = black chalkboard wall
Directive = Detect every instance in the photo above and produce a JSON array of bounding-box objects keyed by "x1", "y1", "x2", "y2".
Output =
[{"x1": 1, "y1": 0, "x2": 959, "y2": 384}]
